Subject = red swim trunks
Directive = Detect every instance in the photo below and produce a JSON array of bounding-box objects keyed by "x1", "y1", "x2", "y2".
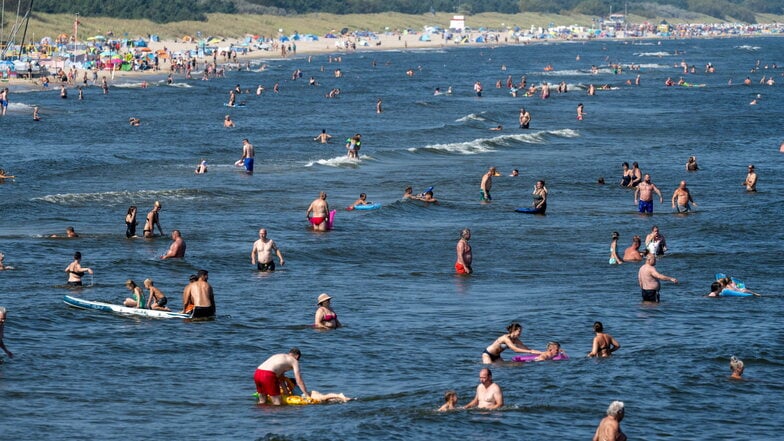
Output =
[
  {"x1": 254, "y1": 369, "x2": 281, "y2": 396},
  {"x1": 455, "y1": 262, "x2": 469, "y2": 275},
  {"x1": 309, "y1": 217, "x2": 325, "y2": 226}
]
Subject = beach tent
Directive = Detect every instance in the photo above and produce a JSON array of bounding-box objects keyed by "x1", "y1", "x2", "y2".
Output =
[
  {"x1": 419, "y1": 34, "x2": 431, "y2": 42},
  {"x1": 279, "y1": 36, "x2": 290, "y2": 42},
  {"x1": 324, "y1": 33, "x2": 337, "y2": 38},
  {"x1": 134, "y1": 39, "x2": 147, "y2": 47},
  {"x1": 475, "y1": 36, "x2": 485, "y2": 43},
  {"x1": 302, "y1": 34, "x2": 319, "y2": 41}
]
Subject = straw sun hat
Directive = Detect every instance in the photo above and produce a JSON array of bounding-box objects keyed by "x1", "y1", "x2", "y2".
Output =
[{"x1": 317, "y1": 293, "x2": 332, "y2": 305}]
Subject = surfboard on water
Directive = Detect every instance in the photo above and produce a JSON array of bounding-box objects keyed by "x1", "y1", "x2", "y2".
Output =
[{"x1": 63, "y1": 295, "x2": 191, "y2": 319}]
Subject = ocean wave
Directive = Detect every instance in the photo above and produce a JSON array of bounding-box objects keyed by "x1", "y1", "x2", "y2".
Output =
[
  {"x1": 112, "y1": 82, "x2": 147, "y2": 89},
  {"x1": 168, "y1": 82, "x2": 193, "y2": 88},
  {"x1": 6, "y1": 102, "x2": 34, "y2": 111},
  {"x1": 735, "y1": 45, "x2": 760, "y2": 51},
  {"x1": 541, "y1": 69, "x2": 594, "y2": 76},
  {"x1": 455, "y1": 112, "x2": 487, "y2": 122},
  {"x1": 304, "y1": 154, "x2": 370, "y2": 168},
  {"x1": 634, "y1": 51, "x2": 671, "y2": 57},
  {"x1": 407, "y1": 129, "x2": 579, "y2": 155},
  {"x1": 33, "y1": 188, "x2": 208, "y2": 205}
]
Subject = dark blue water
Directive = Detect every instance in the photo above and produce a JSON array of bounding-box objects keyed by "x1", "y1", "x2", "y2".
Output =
[{"x1": 1, "y1": 37, "x2": 783, "y2": 440}]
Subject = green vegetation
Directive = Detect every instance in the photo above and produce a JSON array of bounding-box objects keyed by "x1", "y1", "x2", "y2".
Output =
[
  {"x1": 1, "y1": 0, "x2": 782, "y2": 24},
  {"x1": 1, "y1": 1, "x2": 782, "y2": 39}
]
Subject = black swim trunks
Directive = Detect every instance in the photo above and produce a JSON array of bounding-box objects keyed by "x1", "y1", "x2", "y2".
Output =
[
  {"x1": 154, "y1": 296, "x2": 168, "y2": 307},
  {"x1": 257, "y1": 261, "x2": 276, "y2": 272},
  {"x1": 67, "y1": 281, "x2": 82, "y2": 287},
  {"x1": 641, "y1": 289, "x2": 660, "y2": 303},
  {"x1": 191, "y1": 305, "x2": 216, "y2": 319}
]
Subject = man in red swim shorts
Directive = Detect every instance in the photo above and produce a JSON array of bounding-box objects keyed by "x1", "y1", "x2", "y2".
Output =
[
  {"x1": 455, "y1": 228, "x2": 473, "y2": 275},
  {"x1": 254, "y1": 347, "x2": 310, "y2": 405},
  {"x1": 306, "y1": 191, "x2": 330, "y2": 232}
]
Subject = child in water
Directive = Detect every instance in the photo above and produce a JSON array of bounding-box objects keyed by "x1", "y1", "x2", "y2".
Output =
[{"x1": 438, "y1": 390, "x2": 458, "y2": 411}]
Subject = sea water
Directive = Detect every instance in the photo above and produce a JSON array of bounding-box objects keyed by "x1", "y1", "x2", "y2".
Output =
[{"x1": 0, "y1": 37, "x2": 782, "y2": 440}]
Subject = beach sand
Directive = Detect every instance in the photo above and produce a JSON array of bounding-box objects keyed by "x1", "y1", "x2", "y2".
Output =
[{"x1": 2, "y1": 31, "x2": 494, "y2": 89}]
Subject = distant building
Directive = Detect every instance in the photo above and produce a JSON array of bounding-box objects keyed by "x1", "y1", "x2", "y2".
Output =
[
  {"x1": 602, "y1": 14, "x2": 625, "y2": 31},
  {"x1": 449, "y1": 15, "x2": 466, "y2": 32}
]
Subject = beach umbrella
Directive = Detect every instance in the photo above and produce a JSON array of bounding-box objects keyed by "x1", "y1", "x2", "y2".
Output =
[
  {"x1": 93, "y1": 35, "x2": 106, "y2": 41},
  {"x1": 279, "y1": 36, "x2": 289, "y2": 42}
]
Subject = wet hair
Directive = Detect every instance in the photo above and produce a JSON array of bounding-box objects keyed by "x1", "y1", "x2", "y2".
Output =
[
  {"x1": 506, "y1": 322, "x2": 522, "y2": 334},
  {"x1": 359, "y1": 193, "x2": 366, "y2": 198},
  {"x1": 611, "y1": 232, "x2": 619, "y2": 240},
  {"x1": 66, "y1": 226, "x2": 75, "y2": 233},
  {"x1": 125, "y1": 279, "x2": 137, "y2": 288},
  {"x1": 188, "y1": 274, "x2": 198, "y2": 283},
  {"x1": 547, "y1": 341, "x2": 561, "y2": 350},
  {"x1": 632, "y1": 235, "x2": 641, "y2": 244},
  {"x1": 127, "y1": 206, "x2": 137, "y2": 215},
  {"x1": 197, "y1": 269, "x2": 208, "y2": 278},
  {"x1": 404, "y1": 186, "x2": 412, "y2": 194},
  {"x1": 710, "y1": 282, "x2": 722, "y2": 293},
  {"x1": 622, "y1": 162, "x2": 629, "y2": 168},
  {"x1": 730, "y1": 356, "x2": 744, "y2": 372},
  {"x1": 593, "y1": 321, "x2": 604, "y2": 332},
  {"x1": 443, "y1": 390, "x2": 457, "y2": 402},
  {"x1": 607, "y1": 401, "x2": 625, "y2": 417},
  {"x1": 144, "y1": 278, "x2": 154, "y2": 286},
  {"x1": 632, "y1": 162, "x2": 639, "y2": 167},
  {"x1": 460, "y1": 228, "x2": 470, "y2": 239},
  {"x1": 290, "y1": 347, "x2": 301, "y2": 358},
  {"x1": 74, "y1": 251, "x2": 82, "y2": 260}
]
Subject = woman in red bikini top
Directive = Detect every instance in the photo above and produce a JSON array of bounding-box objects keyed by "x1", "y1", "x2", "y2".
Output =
[{"x1": 314, "y1": 293, "x2": 341, "y2": 329}]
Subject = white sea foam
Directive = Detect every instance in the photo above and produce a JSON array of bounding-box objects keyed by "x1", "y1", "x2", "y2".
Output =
[
  {"x1": 455, "y1": 113, "x2": 486, "y2": 122},
  {"x1": 34, "y1": 188, "x2": 202, "y2": 205},
  {"x1": 305, "y1": 154, "x2": 369, "y2": 167}
]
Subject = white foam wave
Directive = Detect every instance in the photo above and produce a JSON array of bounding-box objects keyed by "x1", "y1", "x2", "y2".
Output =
[
  {"x1": 455, "y1": 113, "x2": 486, "y2": 122},
  {"x1": 305, "y1": 154, "x2": 369, "y2": 167},
  {"x1": 634, "y1": 51, "x2": 671, "y2": 57},
  {"x1": 7, "y1": 102, "x2": 33, "y2": 111},
  {"x1": 735, "y1": 45, "x2": 760, "y2": 51},
  {"x1": 113, "y1": 82, "x2": 146, "y2": 89},
  {"x1": 408, "y1": 128, "x2": 580, "y2": 155},
  {"x1": 168, "y1": 82, "x2": 193, "y2": 88},
  {"x1": 33, "y1": 188, "x2": 202, "y2": 205}
]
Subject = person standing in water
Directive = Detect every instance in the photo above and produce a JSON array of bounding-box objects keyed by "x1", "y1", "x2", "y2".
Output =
[
  {"x1": 240, "y1": 139, "x2": 255, "y2": 173},
  {"x1": 0, "y1": 307, "x2": 13, "y2": 358},
  {"x1": 306, "y1": 192, "x2": 330, "y2": 232},
  {"x1": 637, "y1": 255, "x2": 677, "y2": 303},
  {"x1": 743, "y1": 165, "x2": 757, "y2": 191},
  {"x1": 464, "y1": 368, "x2": 503, "y2": 410},
  {"x1": 64, "y1": 252, "x2": 93, "y2": 286},
  {"x1": 592, "y1": 401, "x2": 627, "y2": 441},
  {"x1": 143, "y1": 201, "x2": 163, "y2": 238},
  {"x1": 250, "y1": 228, "x2": 285, "y2": 272},
  {"x1": 455, "y1": 228, "x2": 473, "y2": 275},
  {"x1": 587, "y1": 321, "x2": 620, "y2": 357},
  {"x1": 125, "y1": 205, "x2": 138, "y2": 238},
  {"x1": 480, "y1": 167, "x2": 496, "y2": 202}
]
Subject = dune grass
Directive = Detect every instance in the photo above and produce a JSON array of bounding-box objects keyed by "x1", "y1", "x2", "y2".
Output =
[{"x1": 10, "y1": 11, "x2": 784, "y2": 42}]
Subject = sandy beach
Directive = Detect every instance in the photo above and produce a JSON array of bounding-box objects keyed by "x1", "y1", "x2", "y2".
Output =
[{"x1": 2, "y1": 31, "x2": 487, "y2": 89}]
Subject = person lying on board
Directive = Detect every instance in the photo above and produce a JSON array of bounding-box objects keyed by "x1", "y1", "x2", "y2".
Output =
[{"x1": 534, "y1": 341, "x2": 568, "y2": 361}]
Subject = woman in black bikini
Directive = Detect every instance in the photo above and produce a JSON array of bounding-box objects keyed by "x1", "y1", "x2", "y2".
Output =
[
  {"x1": 482, "y1": 322, "x2": 541, "y2": 363},
  {"x1": 64, "y1": 251, "x2": 93, "y2": 286},
  {"x1": 587, "y1": 321, "x2": 620, "y2": 357}
]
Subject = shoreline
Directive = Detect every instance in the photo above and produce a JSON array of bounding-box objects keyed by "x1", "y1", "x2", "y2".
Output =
[{"x1": 2, "y1": 30, "x2": 782, "y2": 91}]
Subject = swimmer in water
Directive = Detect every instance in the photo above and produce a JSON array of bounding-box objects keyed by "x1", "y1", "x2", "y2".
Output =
[{"x1": 482, "y1": 322, "x2": 541, "y2": 363}]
